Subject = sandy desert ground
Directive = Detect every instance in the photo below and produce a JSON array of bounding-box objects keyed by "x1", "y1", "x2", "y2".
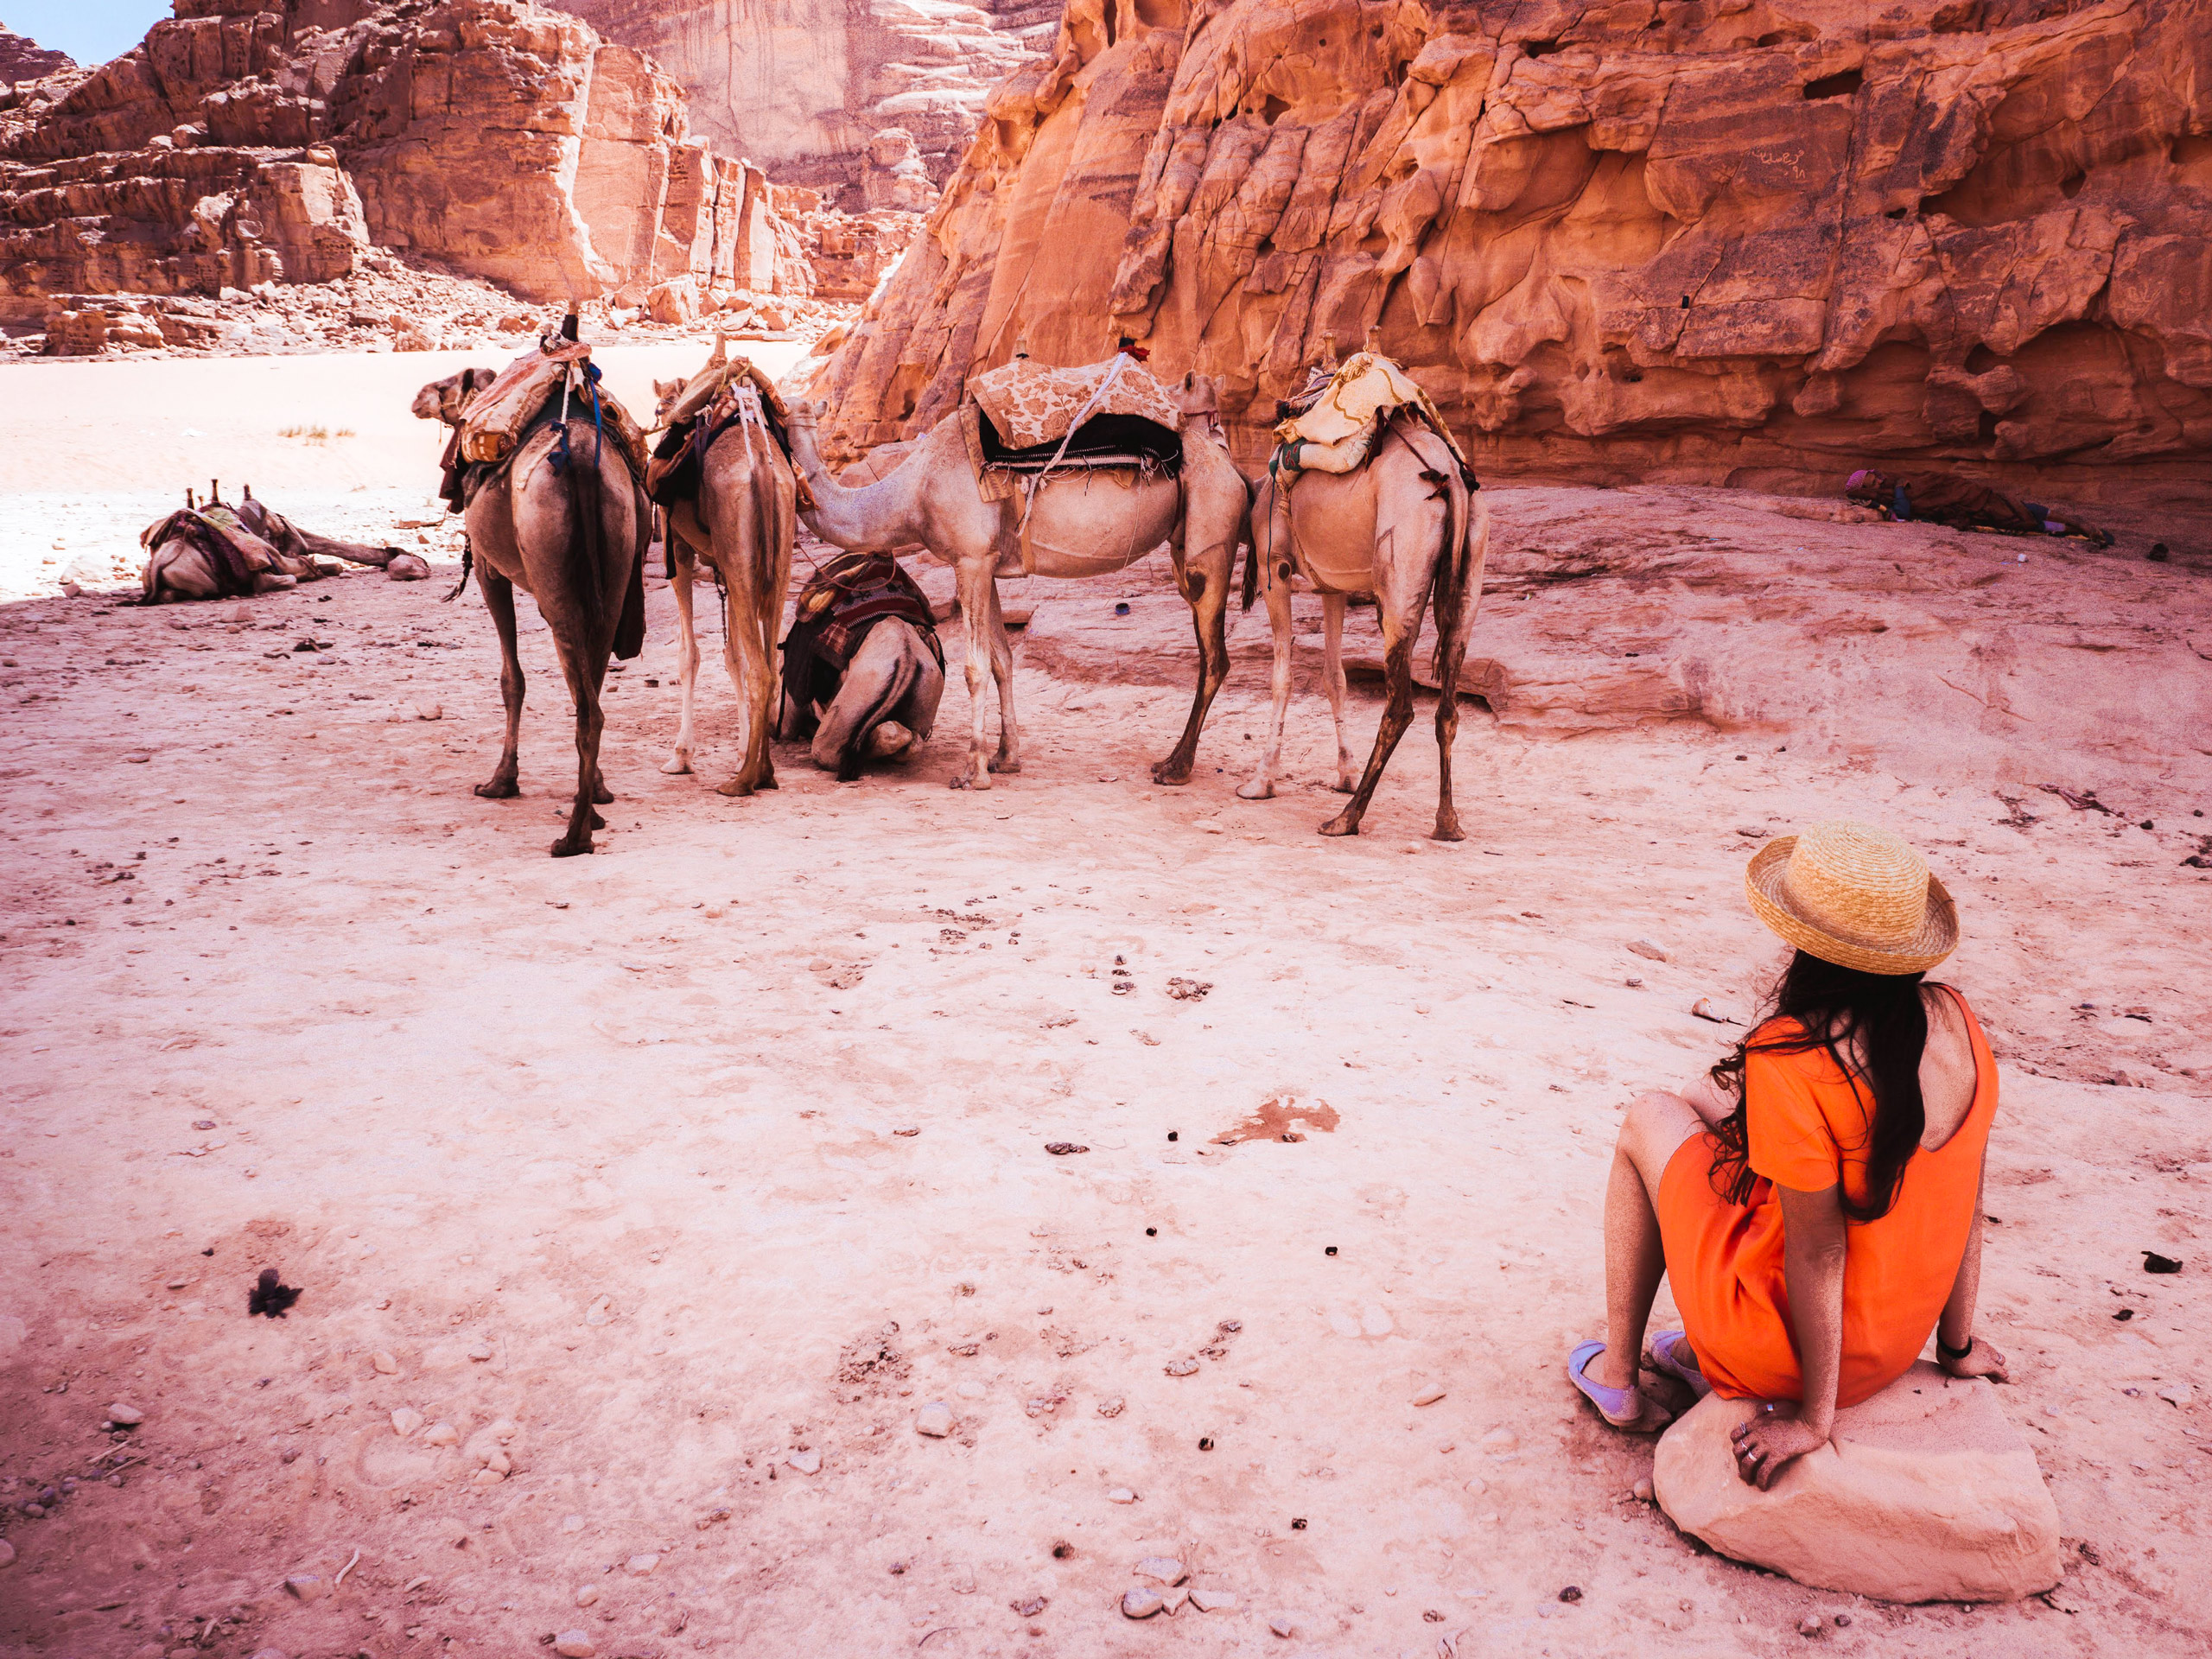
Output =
[{"x1": 1, "y1": 348, "x2": 2209, "y2": 1659}]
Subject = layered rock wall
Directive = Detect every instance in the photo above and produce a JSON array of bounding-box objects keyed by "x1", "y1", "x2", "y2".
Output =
[
  {"x1": 550, "y1": 0, "x2": 1050, "y2": 194},
  {"x1": 0, "y1": 0, "x2": 808, "y2": 309},
  {"x1": 819, "y1": 0, "x2": 2212, "y2": 503},
  {"x1": 0, "y1": 22, "x2": 73, "y2": 82}
]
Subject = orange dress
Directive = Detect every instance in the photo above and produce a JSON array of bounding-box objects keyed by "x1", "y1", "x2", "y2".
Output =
[{"x1": 1655, "y1": 988, "x2": 1997, "y2": 1408}]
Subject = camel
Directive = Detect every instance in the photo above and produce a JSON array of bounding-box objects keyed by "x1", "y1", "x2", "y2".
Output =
[
  {"x1": 1237, "y1": 408, "x2": 1489, "y2": 839},
  {"x1": 775, "y1": 550, "x2": 945, "y2": 779},
  {"x1": 413, "y1": 359, "x2": 650, "y2": 858},
  {"x1": 140, "y1": 482, "x2": 406, "y2": 602},
  {"x1": 783, "y1": 372, "x2": 1250, "y2": 790},
  {"x1": 647, "y1": 361, "x2": 798, "y2": 795}
]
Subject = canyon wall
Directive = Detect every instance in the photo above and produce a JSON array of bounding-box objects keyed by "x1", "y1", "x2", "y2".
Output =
[
  {"x1": 0, "y1": 0, "x2": 807, "y2": 311},
  {"x1": 817, "y1": 0, "x2": 2212, "y2": 503},
  {"x1": 0, "y1": 22, "x2": 73, "y2": 82},
  {"x1": 550, "y1": 0, "x2": 1052, "y2": 194}
]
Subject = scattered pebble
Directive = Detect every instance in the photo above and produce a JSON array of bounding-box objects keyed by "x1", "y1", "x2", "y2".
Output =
[
  {"x1": 105, "y1": 1402, "x2": 144, "y2": 1427},
  {"x1": 1413, "y1": 1385, "x2": 1446, "y2": 1407},
  {"x1": 422, "y1": 1421, "x2": 458, "y2": 1446},
  {"x1": 283, "y1": 1575, "x2": 325, "y2": 1601},
  {"x1": 1107, "y1": 1487, "x2": 1137, "y2": 1504},
  {"x1": 1478, "y1": 1427, "x2": 1518, "y2": 1452},
  {"x1": 372, "y1": 1351, "x2": 398, "y2": 1375},
  {"x1": 1045, "y1": 1141, "x2": 1089, "y2": 1155},
  {"x1": 0, "y1": 1540, "x2": 14, "y2": 1569},
  {"x1": 1164, "y1": 1357, "x2": 1199, "y2": 1376},
  {"x1": 391, "y1": 1408, "x2": 423, "y2": 1438},
  {"x1": 1161, "y1": 1586, "x2": 1190, "y2": 1615},
  {"x1": 1268, "y1": 1613, "x2": 1297, "y2": 1637},
  {"x1": 1690, "y1": 996, "x2": 1733, "y2": 1023},
  {"x1": 1559, "y1": 1586, "x2": 1582, "y2": 1604},
  {"x1": 915, "y1": 1402, "x2": 954, "y2": 1438},
  {"x1": 1800, "y1": 1614, "x2": 1822, "y2": 1634},
  {"x1": 553, "y1": 1631, "x2": 595, "y2": 1658},
  {"x1": 1135, "y1": 1557, "x2": 1187, "y2": 1586},
  {"x1": 1626, "y1": 938, "x2": 1669, "y2": 962},
  {"x1": 575, "y1": 1586, "x2": 599, "y2": 1607},
  {"x1": 1097, "y1": 1397, "x2": 1125, "y2": 1418},
  {"x1": 1122, "y1": 1587, "x2": 1165, "y2": 1619},
  {"x1": 1010, "y1": 1596, "x2": 1047, "y2": 1617},
  {"x1": 1633, "y1": 1476, "x2": 1655, "y2": 1502},
  {"x1": 893, "y1": 1127, "x2": 919, "y2": 1137},
  {"x1": 1189, "y1": 1589, "x2": 1236, "y2": 1612},
  {"x1": 786, "y1": 1451, "x2": 822, "y2": 1475},
  {"x1": 2157, "y1": 1384, "x2": 2193, "y2": 1408},
  {"x1": 466, "y1": 1342, "x2": 493, "y2": 1362},
  {"x1": 627, "y1": 1554, "x2": 659, "y2": 1576}
]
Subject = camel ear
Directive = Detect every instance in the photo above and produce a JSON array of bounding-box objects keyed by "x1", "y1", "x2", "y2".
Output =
[{"x1": 709, "y1": 329, "x2": 728, "y2": 366}]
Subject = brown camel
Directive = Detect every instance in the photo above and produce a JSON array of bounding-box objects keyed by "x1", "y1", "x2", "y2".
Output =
[
  {"x1": 784, "y1": 371, "x2": 1250, "y2": 791},
  {"x1": 648, "y1": 359, "x2": 798, "y2": 796},
  {"x1": 413, "y1": 362, "x2": 650, "y2": 857},
  {"x1": 139, "y1": 482, "x2": 406, "y2": 602},
  {"x1": 1238, "y1": 410, "x2": 1489, "y2": 839}
]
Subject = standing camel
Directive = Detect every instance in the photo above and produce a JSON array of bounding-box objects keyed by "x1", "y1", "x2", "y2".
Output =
[
  {"x1": 1237, "y1": 409, "x2": 1489, "y2": 839},
  {"x1": 648, "y1": 360, "x2": 799, "y2": 795},
  {"x1": 783, "y1": 372, "x2": 1249, "y2": 791},
  {"x1": 413, "y1": 360, "x2": 650, "y2": 857}
]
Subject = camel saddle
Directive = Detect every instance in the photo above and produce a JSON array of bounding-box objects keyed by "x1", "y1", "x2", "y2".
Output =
[
  {"x1": 137, "y1": 504, "x2": 287, "y2": 597},
  {"x1": 1272, "y1": 352, "x2": 1474, "y2": 485},
  {"x1": 645, "y1": 346, "x2": 817, "y2": 533},
  {"x1": 969, "y1": 351, "x2": 1183, "y2": 450},
  {"x1": 459, "y1": 338, "x2": 650, "y2": 477},
  {"x1": 779, "y1": 550, "x2": 942, "y2": 732}
]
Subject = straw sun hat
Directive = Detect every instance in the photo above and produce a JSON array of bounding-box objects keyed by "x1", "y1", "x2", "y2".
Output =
[{"x1": 1745, "y1": 820, "x2": 1958, "y2": 975}]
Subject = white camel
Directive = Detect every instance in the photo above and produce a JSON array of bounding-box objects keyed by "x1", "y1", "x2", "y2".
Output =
[
  {"x1": 783, "y1": 374, "x2": 1250, "y2": 790},
  {"x1": 1238, "y1": 410, "x2": 1489, "y2": 839}
]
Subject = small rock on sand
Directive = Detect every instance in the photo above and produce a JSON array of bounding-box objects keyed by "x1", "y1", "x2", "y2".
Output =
[
  {"x1": 1633, "y1": 1476, "x2": 1655, "y2": 1502},
  {"x1": 1164, "y1": 1357, "x2": 1199, "y2": 1376},
  {"x1": 422, "y1": 1421, "x2": 458, "y2": 1446},
  {"x1": 1135, "y1": 1557, "x2": 1187, "y2": 1585},
  {"x1": 1413, "y1": 1385, "x2": 1446, "y2": 1407},
  {"x1": 371, "y1": 1351, "x2": 397, "y2": 1375},
  {"x1": 105, "y1": 1402, "x2": 145, "y2": 1426},
  {"x1": 1189, "y1": 1589, "x2": 1236, "y2": 1612},
  {"x1": 1478, "y1": 1427, "x2": 1518, "y2": 1452},
  {"x1": 786, "y1": 1451, "x2": 821, "y2": 1475},
  {"x1": 575, "y1": 1586, "x2": 599, "y2": 1607},
  {"x1": 553, "y1": 1631, "x2": 595, "y2": 1658},
  {"x1": 465, "y1": 1342, "x2": 493, "y2": 1362},
  {"x1": 283, "y1": 1575, "x2": 325, "y2": 1601},
  {"x1": 391, "y1": 1408, "x2": 423, "y2": 1437},
  {"x1": 1268, "y1": 1613, "x2": 1297, "y2": 1637},
  {"x1": 626, "y1": 1554, "x2": 659, "y2": 1576},
  {"x1": 0, "y1": 1539, "x2": 15, "y2": 1568},
  {"x1": 1097, "y1": 1397, "x2": 1125, "y2": 1418},
  {"x1": 915, "y1": 1402, "x2": 954, "y2": 1438},
  {"x1": 416, "y1": 703, "x2": 442, "y2": 721},
  {"x1": 1122, "y1": 1587, "x2": 1165, "y2": 1619},
  {"x1": 1627, "y1": 938, "x2": 1669, "y2": 961},
  {"x1": 1107, "y1": 1487, "x2": 1137, "y2": 1503},
  {"x1": 1160, "y1": 1586, "x2": 1190, "y2": 1614}
]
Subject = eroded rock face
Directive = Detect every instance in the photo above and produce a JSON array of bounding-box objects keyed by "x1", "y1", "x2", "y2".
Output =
[
  {"x1": 1654, "y1": 1362, "x2": 2063, "y2": 1603},
  {"x1": 0, "y1": 0, "x2": 808, "y2": 308},
  {"x1": 0, "y1": 24, "x2": 73, "y2": 83},
  {"x1": 550, "y1": 0, "x2": 1051, "y2": 189},
  {"x1": 818, "y1": 0, "x2": 2212, "y2": 504}
]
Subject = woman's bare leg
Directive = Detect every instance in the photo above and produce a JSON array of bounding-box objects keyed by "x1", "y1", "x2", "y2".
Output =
[{"x1": 1592, "y1": 1090, "x2": 1710, "y2": 1402}]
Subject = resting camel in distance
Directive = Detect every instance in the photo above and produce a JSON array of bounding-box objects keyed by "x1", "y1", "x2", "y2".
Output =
[
  {"x1": 413, "y1": 351, "x2": 650, "y2": 857},
  {"x1": 1238, "y1": 404, "x2": 1489, "y2": 840},
  {"x1": 140, "y1": 482, "x2": 406, "y2": 601},
  {"x1": 648, "y1": 359, "x2": 798, "y2": 796},
  {"x1": 783, "y1": 372, "x2": 1250, "y2": 791}
]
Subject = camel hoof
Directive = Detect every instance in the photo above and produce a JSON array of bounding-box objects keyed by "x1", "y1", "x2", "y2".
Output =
[
  {"x1": 660, "y1": 754, "x2": 693, "y2": 775},
  {"x1": 588, "y1": 810, "x2": 606, "y2": 830},
  {"x1": 474, "y1": 779, "x2": 519, "y2": 799},
  {"x1": 1319, "y1": 813, "x2": 1359, "y2": 838},
  {"x1": 1331, "y1": 778, "x2": 1356, "y2": 795},
  {"x1": 1433, "y1": 818, "x2": 1465, "y2": 842},
  {"x1": 550, "y1": 836, "x2": 594, "y2": 858},
  {"x1": 948, "y1": 770, "x2": 988, "y2": 791},
  {"x1": 1150, "y1": 761, "x2": 1192, "y2": 786},
  {"x1": 714, "y1": 776, "x2": 756, "y2": 798},
  {"x1": 1236, "y1": 779, "x2": 1274, "y2": 801},
  {"x1": 591, "y1": 785, "x2": 613, "y2": 805},
  {"x1": 988, "y1": 757, "x2": 1022, "y2": 775}
]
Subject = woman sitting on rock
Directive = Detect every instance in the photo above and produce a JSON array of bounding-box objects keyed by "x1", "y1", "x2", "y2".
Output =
[{"x1": 1570, "y1": 821, "x2": 2011, "y2": 1487}]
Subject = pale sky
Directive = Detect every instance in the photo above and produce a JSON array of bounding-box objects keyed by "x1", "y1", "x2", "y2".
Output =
[{"x1": 8, "y1": 1, "x2": 170, "y2": 67}]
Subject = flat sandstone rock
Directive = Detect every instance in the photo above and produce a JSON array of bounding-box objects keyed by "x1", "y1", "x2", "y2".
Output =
[{"x1": 1653, "y1": 1362, "x2": 2060, "y2": 1602}]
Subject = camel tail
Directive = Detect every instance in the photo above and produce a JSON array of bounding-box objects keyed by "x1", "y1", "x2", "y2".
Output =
[
  {"x1": 563, "y1": 422, "x2": 613, "y2": 647},
  {"x1": 1239, "y1": 478, "x2": 1261, "y2": 613},
  {"x1": 1426, "y1": 471, "x2": 1479, "y2": 683}
]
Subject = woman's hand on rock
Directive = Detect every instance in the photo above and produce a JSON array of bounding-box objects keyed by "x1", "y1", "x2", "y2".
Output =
[
  {"x1": 1939, "y1": 1337, "x2": 2011, "y2": 1383},
  {"x1": 1727, "y1": 1403, "x2": 1827, "y2": 1490}
]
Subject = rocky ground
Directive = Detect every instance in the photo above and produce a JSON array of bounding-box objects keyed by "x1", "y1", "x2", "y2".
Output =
[{"x1": 0, "y1": 353, "x2": 2209, "y2": 1659}]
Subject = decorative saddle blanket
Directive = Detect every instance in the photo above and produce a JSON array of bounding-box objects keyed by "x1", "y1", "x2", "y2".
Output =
[
  {"x1": 645, "y1": 348, "x2": 816, "y2": 520},
  {"x1": 458, "y1": 338, "x2": 650, "y2": 477},
  {"x1": 969, "y1": 351, "x2": 1183, "y2": 450},
  {"x1": 1272, "y1": 352, "x2": 1473, "y2": 483}
]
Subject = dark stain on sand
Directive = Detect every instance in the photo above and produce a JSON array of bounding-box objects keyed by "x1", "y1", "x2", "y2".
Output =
[{"x1": 1214, "y1": 1096, "x2": 1340, "y2": 1145}]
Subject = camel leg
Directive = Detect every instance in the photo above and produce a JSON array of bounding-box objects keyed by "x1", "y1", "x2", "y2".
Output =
[
  {"x1": 1321, "y1": 606, "x2": 1419, "y2": 839},
  {"x1": 1236, "y1": 535, "x2": 1295, "y2": 801},
  {"x1": 551, "y1": 647, "x2": 607, "y2": 857},
  {"x1": 715, "y1": 571, "x2": 779, "y2": 797},
  {"x1": 660, "y1": 545, "x2": 701, "y2": 775},
  {"x1": 474, "y1": 572, "x2": 524, "y2": 800},
  {"x1": 949, "y1": 559, "x2": 997, "y2": 790},
  {"x1": 1321, "y1": 594, "x2": 1357, "y2": 793},
  {"x1": 985, "y1": 575, "x2": 1020, "y2": 775},
  {"x1": 1430, "y1": 495, "x2": 1489, "y2": 842},
  {"x1": 1152, "y1": 534, "x2": 1235, "y2": 785}
]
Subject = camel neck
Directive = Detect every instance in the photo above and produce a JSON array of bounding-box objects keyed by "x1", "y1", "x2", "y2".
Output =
[{"x1": 789, "y1": 422, "x2": 925, "y2": 552}]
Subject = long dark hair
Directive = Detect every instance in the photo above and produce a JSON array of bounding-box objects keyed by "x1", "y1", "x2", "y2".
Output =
[{"x1": 1707, "y1": 950, "x2": 1932, "y2": 1222}]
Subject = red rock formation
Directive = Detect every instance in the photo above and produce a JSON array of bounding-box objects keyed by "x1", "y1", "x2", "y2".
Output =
[
  {"x1": 0, "y1": 22, "x2": 73, "y2": 82},
  {"x1": 0, "y1": 0, "x2": 808, "y2": 312},
  {"x1": 818, "y1": 0, "x2": 2212, "y2": 505}
]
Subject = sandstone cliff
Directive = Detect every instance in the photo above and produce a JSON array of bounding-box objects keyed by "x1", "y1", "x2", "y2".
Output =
[
  {"x1": 0, "y1": 22, "x2": 73, "y2": 82},
  {"x1": 817, "y1": 0, "x2": 2212, "y2": 505},
  {"x1": 550, "y1": 0, "x2": 1052, "y2": 192},
  {"x1": 0, "y1": 0, "x2": 806, "y2": 314}
]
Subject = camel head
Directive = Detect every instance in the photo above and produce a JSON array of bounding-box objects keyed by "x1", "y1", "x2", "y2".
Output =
[
  {"x1": 1171, "y1": 371, "x2": 1224, "y2": 420},
  {"x1": 653, "y1": 376, "x2": 688, "y2": 426},
  {"x1": 785, "y1": 401, "x2": 821, "y2": 431},
  {"x1": 412, "y1": 367, "x2": 498, "y2": 427}
]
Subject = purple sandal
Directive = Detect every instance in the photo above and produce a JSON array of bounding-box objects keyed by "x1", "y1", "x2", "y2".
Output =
[
  {"x1": 1643, "y1": 1331, "x2": 1713, "y2": 1400},
  {"x1": 1569, "y1": 1339, "x2": 1656, "y2": 1430}
]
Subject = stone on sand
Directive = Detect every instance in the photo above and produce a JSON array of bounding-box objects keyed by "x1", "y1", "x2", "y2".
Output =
[
  {"x1": 0, "y1": 1538, "x2": 14, "y2": 1568},
  {"x1": 626, "y1": 1553, "x2": 658, "y2": 1575},
  {"x1": 1135, "y1": 1556, "x2": 1186, "y2": 1585},
  {"x1": 1189, "y1": 1588, "x2": 1236, "y2": 1611},
  {"x1": 1653, "y1": 1362, "x2": 2061, "y2": 1601},
  {"x1": 1122, "y1": 1586, "x2": 1164, "y2": 1618},
  {"x1": 914, "y1": 1402, "x2": 954, "y2": 1437},
  {"x1": 1412, "y1": 1385, "x2": 1446, "y2": 1406},
  {"x1": 422, "y1": 1421, "x2": 458, "y2": 1446},
  {"x1": 371, "y1": 1351, "x2": 397, "y2": 1375},
  {"x1": 105, "y1": 1402, "x2": 145, "y2": 1426},
  {"x1": 553, "y1": 1632, "x2": 594, "y2": 1658}
]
